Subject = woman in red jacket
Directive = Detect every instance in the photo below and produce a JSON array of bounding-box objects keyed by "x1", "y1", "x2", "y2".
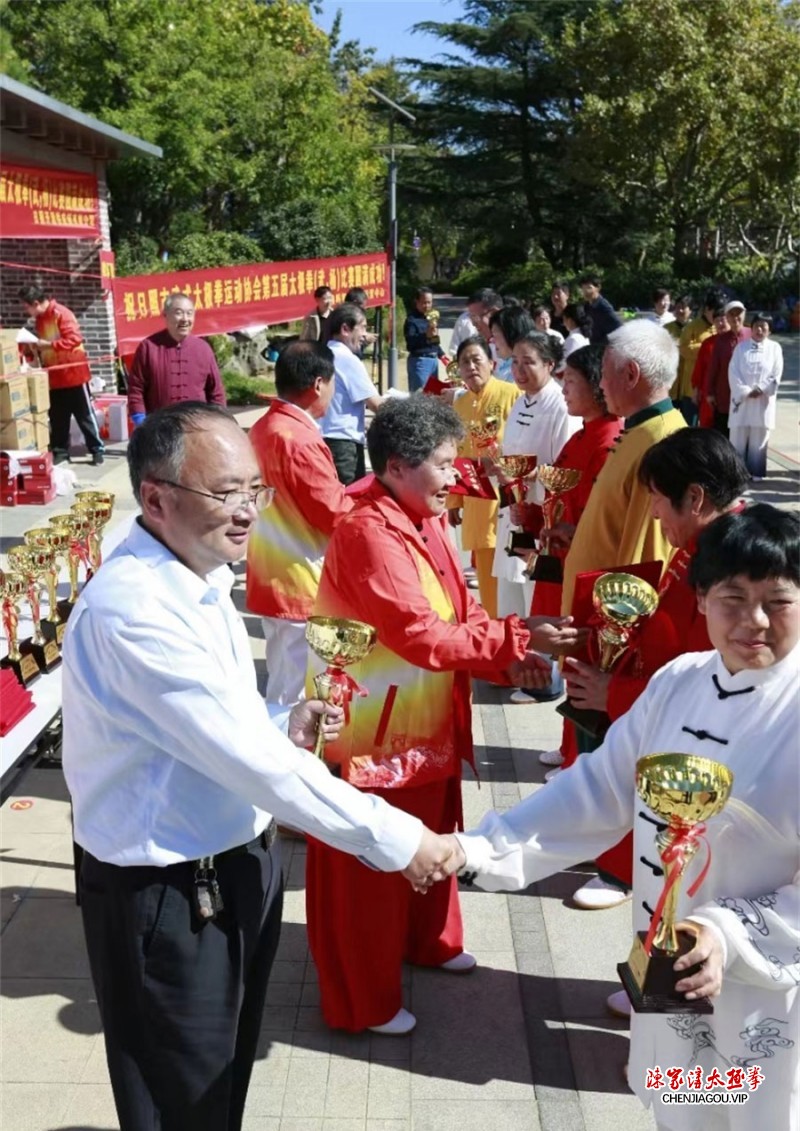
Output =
[{"x1": 20, "y1": 285, "x2": 104, "y2": 464}]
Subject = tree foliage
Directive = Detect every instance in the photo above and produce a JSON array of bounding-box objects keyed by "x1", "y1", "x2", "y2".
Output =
[
  {"x1": 405, "y1": 0, "x2": 800, "y2": 287},
  {"x1": 2, "y1": 0, "x2": 396, "y2": 266}
]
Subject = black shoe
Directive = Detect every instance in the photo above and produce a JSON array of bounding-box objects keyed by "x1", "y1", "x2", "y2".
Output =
[
  {"x1": 51, "y1": 450, "x2": 70, "y2": 465},
  {"x1": 92, "y1": 452, "x2": 105, "y2": 466}
]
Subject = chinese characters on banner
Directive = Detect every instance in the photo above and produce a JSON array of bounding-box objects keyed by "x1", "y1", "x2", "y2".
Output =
[
  {"x1": 0, "y1": 163, "x2": 100, "y2": 238},
  {"x1": 112, "y1": 253, "x2": 390, "y2": 347},
  {"x1": 99, "y1": 250, "x2": 116, "y2": 293}
]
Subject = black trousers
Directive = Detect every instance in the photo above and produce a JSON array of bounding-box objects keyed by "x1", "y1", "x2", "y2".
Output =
[
  {"x1": 323, "y1": 438, "x2": 366, "y2": 485},
  {"x1": 49, "y1": 383, "x2": 104, "y2": 455},
  {"x1": 79, "y1": 837, "x2": 284, "y2": 1131}
]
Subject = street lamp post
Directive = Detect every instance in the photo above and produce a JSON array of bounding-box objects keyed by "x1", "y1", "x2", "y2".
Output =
[{"x1": 368, "y1": 87, "x2": 416, "y2": 390}]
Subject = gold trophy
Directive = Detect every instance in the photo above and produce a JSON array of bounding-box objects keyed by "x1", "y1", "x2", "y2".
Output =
[
  {"x1": 558, "y1": 571, "x2": 658, "y2": 737},
  {"x1": 25, "y1": 526, "x2": 70, "y2": 643},
  {"x1": 618, "y1": 753, "x2": 734, "y2": 1014},
  {"x1": 493, "y1": 455, "x2": 538, "y2": 558},
  {"x1": 468, "y1": 403, "x2": 502, "y2": 458},
  {"x1": 426, "y1": 309, "x2": 441, "y2": 332},
  {"x1": 49, "y1": 512, "x2": 91, "y2": 621},
  {"x1": 72, "y1": 493, "x2": 114, "y2": 574},
  {"x1": 305, "y1": 616, "x2": 377, "y2": 760},
  {"x1": 5, "y1": 546, "x2": 60, "y2": 673},
  {"x1": 444, "y1": 358, "x2": 462, "y2": 385},
  {"x1": 0, "y1": 569, "x2": 41, "y2": 686},
  {"x1": 526, "y1": 465, "x2": 582, "y2": 583}
]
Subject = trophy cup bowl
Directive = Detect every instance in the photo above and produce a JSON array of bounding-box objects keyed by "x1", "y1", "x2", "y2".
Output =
[
  {"x1": 444, "y1": 359, "x2": 462, "y2": 385},
  {"x1": 494, "y1": 454, "x2": 538, "y2": 484},
  {"x1": 618, "y1": 753, "x2": 734, "y2": 1014},
  {"x1": 5, "y1": 546, "x2": 60, "y2": 673},
  {"x1": 468, "y1": 405, "x2": 502, "y2": 456},
  {"x1": 557, "y1": 571, "x2": 659, "y2": 737},
  {"x1": 493, "y1": 455, "x2": 538, "y2": 558},
  {"x1": 527, "y1": 465, "x2": 582, "y2": 583},
  {"x1": 426, "y1": 309, "x2": 441, "y2": 327},
  {"x1": 0, "y1": 569, "x2": 41, "y2": 686},
  {"x1": 305, "y1": 616, "x2": 378, "y2": 760}
]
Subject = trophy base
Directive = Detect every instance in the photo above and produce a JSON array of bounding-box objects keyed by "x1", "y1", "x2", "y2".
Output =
[
  {"x1": 56, "y1": 599, "x2": 77, "y2": 624},
  {"x1": 556, "y1": 698, "x2": 610, "y2": 739},
  {"x1": 528, "y1": 553, "x2": 563, "y2": 584},
  {"x1": 1, "y1": 652, "x2": 41, "y2": 688},
  {"x1": 20, "y1": 637, "x2": 61, "y2": 673},
  {"x1": 505, "y1": 531, "x2": 538, "y2": 557},
  {"x1": 41, "y1": 618, "x2": 67, "y2": 646},
  {"x1": 617, "y1": 930, "x2": 713, "y2": 1014}
]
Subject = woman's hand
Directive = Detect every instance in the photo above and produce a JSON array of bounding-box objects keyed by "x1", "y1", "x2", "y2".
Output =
[
  {"x1": 525, "y1": 616, "x2": 589, "y2": 655},
  {"x1": 545, "y1": 522, "x2": 575, "y2": 550},
  {"x1": 563, "y1": 657, "x2": 611, "y2": 710},
  {"x1": 748, "y1": 387, "x2": 764, "y2": 398},
  {"x1": 448, "y1": 507, "x2": 463, "y2": 528},
  {"x1": 673, "y1": 921, "x2": 725, "y2": 1001}
]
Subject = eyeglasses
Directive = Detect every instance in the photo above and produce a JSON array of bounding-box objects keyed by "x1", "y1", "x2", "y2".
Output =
[{"x1": 153, "y1": 480, "x2": 275, "y2": 514}]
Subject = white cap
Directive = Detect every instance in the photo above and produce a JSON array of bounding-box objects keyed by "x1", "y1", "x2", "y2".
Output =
[{"x1": 724, "y1": 300, "x2": 745, "y2": 314}]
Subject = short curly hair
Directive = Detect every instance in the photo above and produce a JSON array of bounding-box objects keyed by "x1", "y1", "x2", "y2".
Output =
[{"x1": 367, "y1": 397, "x2": 465, "y2": 474}]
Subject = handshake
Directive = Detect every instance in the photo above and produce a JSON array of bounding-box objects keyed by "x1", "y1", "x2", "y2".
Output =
[{"x1": 402, "y1": 829, "x2": 467, "y2": 893}]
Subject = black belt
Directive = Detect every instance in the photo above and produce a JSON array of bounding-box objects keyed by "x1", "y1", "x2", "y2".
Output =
[{"x1": 213, "y1": 819, "x2": 278, "y2": 863}]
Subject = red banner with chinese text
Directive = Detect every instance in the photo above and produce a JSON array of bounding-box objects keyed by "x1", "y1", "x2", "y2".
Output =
[
  {"x1": 112, "y1": 253, "x2": 390, "y2": 347},
  {"x1": 0, "y1": 163, "x2": 100, "y2": 238}
]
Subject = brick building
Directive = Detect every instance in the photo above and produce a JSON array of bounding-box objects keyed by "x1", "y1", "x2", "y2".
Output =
[{"x1": 0, "y1": 75, "x2": 161, "y2": 387}]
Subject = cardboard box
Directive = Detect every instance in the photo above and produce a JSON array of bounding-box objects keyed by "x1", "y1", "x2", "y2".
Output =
[
  {"x1": 32, "y1": 411, "x2": 50, "y2": 453},
  {"x1": 26, "y1": 369, "x2": 50, "y2": 412},
  {"x1": 0, "y1": 330, "x2": 20, "y2": 377},
  {"x1": 0, "y1": 375, "x2": 31, "y2": 421},
  {"x1": 0, "y1": 417, "x2": 35, "y2": 449}
]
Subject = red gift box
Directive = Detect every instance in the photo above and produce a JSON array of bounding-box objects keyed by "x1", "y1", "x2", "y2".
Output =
[
  {"x1": 18, "y1": 451, "x2": 53, "y2": 477},
  {"x1": 0, "y1": 481, "x2": 18, "y2": 506},
  {"x1": 449, "y1": 457, "x2": 497, "y2": 500},
  {"x1": 17, "y1": 480, "x2": 57, "y2": 505}
]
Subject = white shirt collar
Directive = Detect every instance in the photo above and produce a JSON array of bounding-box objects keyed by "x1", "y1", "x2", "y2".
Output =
[{"x1": 125, "y1": 519, "x2": 236, "y2": 604}]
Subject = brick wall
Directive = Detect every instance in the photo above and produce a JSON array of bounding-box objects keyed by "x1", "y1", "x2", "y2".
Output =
[{"x1": 0, "y1": 172, "x2": 117, "y2": 388}]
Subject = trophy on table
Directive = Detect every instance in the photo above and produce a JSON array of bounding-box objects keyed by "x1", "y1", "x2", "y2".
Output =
[
  {"x1": 73, "y1": 492, "x2": 115, "y2": 574},
  {"x1": 5, "y1": 546, "x2": 61, "y2": 673},
  {"x1": 48, "y1": 513, "x2": 91, "y2": 622},
  {"x1": 25, "y1": 526, "x2": 70, "y2": 643},
  {"x1": 617, "y1": 753, "x2": 734, "y2": 1013},
  {"x1": 305, "y1": 616, "x2": 377, "y2": 760},
  {"x1": 0, "y1": 569, "x2": 41, "y2": 686},
  {"x1": 493, "y1": 455, "x2": 539, "y2": 558},
  {"x1": 526, "y1": 465, "x2": 582, "y2": 583},
  {"x1": 557, "y1": 571, "x2": 658, "y2": 737}
]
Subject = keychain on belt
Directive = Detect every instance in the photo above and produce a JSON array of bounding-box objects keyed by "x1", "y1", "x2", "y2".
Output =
[{"x1": 194, "y1": 856, "x2": 224, "y2": 922}]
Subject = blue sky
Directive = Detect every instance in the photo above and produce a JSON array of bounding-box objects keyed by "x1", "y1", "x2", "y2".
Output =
[{"x1": 315, "y1": 0, "x2": 467, "y2": 63}]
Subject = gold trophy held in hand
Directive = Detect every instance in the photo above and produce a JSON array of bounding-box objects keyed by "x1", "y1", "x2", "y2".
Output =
[
  {"x1": 493, "y1": 455, "x2": 539, "y2": 560},
  {"x1": 468, "y1": 403, "x2": 502, "y2": 459},
  {"x1": 558, "y1": 571, "x2": 658, "y2": 737},
  {"x1": 0, "y1": 569, "x2": 41, "y2": 687},
  {"x1": 305, "y1": 616, "x2": 377, "y2": 761},
  {"x1": 618, "y1": 753, "x2": 733, "y2": 1014},
  {"x1": 6, "y1": 546, "x2": 61, "y2": 673},
  {"x1": 526, "y1": 465, "x2": 581, "y2": 583}
]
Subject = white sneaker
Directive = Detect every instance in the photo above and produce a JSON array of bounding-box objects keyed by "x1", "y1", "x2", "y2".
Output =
[
  {"x1": 606, "y1": 989, "x2": 632, "y2": 1019},
  {"x1": 539, "y1": 748, "x2": 564, "y2": 767},
  {"x1": 544, "y1": 766, "x2": 563, "y2": 782},
  {"x1": 439, "y1": 951, "x2": 477, "y2": 973},
  {"x1": 571, "y1": 875, "x2": 632, "y2": 910},
  {"x1": 368, "y1": 1007, "x2": 417, "y2": 1035},
  {"x1": 509, "y1": 689, "x2": 536, "y2": 704}
]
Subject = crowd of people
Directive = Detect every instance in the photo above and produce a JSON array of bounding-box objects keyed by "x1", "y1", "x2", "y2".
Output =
[{"x1": 53, "y1": 275, "x2": 797, "y2": 1131}]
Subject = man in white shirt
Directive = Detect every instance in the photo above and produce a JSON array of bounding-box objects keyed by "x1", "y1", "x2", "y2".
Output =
[
  {"x1": 62, "y1": 402, "x2": 454, "y2": 1130},
  {"x1": 728, "y1": 312, "x2": 784, "y2": 480},
  {"x1": 320, "y1": 303, "x2": 385, "y2": 484},
  {"x1": 449, "y1": 288, "x2": 503, "y2": 353}
]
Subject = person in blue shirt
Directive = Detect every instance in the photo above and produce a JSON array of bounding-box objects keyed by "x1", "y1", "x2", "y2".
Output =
[
  {"x1": 579, "y1": 273, "x2": 623, "y2": 342},
  {"x1": 403, "y1": 286, "x2": 446, "y2": 392},
  {"x1": 321, "y1": 304, "x2": 386, "y2": 484}
]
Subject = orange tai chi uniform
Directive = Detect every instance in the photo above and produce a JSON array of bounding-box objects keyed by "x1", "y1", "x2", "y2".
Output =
[{"x1": 306, "y1": 478, "x2": 530, "y2": 1031}]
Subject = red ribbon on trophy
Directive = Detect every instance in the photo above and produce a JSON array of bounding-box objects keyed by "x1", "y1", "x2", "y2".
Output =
[{"x1": 643, "y1": 823, "x2": 712, "y2": 956}]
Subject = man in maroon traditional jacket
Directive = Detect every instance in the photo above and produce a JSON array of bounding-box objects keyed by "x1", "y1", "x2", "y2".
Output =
[{"x1": 128, "y1": 293, "x2": 226, "y2": 423}]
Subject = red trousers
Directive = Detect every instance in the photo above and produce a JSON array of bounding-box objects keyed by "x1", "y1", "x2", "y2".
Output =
[{"x1": 305, "y1": 776, "x2": 464, "y2": 1031}]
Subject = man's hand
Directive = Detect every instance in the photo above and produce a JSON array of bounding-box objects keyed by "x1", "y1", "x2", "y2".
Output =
[
  {"x1": 288, "y1": 700, "x2": 345, "y2": 748},
  {"x1": 525, "y1": 615, "x2": 589, "y2": 656},
  {"x1": 564, "y1": 657, "x2": 611, "y2": 710},
  {"x1": 673, "y1": 921, "x2": 725, "y2": 1001},
  {"x1": 545, "y1": 522, "x2": 575, "y2": 550},
  {"x1": 403, "y1": 827, "x2": 461, "y2": 892},
  {"x1": 448, "y1": 507, "x2": 463, "y2": 527},
  {"x1": 508, "y1": 651, "x2": 552, "y2": 689}
]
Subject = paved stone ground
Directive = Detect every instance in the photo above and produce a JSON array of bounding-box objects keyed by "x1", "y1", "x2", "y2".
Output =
[{"x1": 0, "y1": 319, "x2": 796, "y2": 1130}]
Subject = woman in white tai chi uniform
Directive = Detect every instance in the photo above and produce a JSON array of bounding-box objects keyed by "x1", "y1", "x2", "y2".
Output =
[{"x1": 445, "y1": 504, "x2": 800, "y2": 1131}]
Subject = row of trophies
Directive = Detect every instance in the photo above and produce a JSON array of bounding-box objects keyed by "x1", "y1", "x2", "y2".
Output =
[{"x1": 1, "y1": 490, "x2": 115, "y2": 688}]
